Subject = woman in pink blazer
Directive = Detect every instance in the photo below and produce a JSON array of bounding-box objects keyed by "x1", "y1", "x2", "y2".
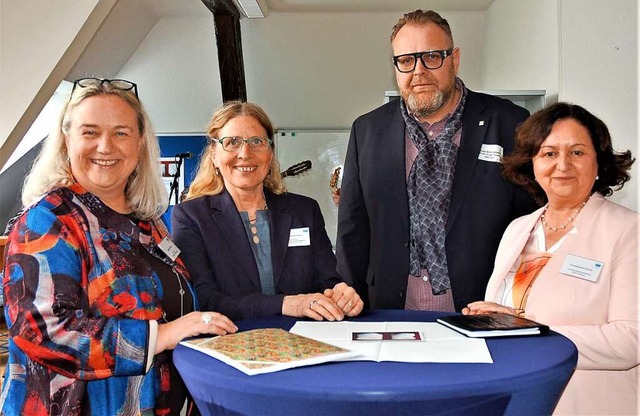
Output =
[{"x1": 465, "y1": 102, "x2": 637, "y2": 415}]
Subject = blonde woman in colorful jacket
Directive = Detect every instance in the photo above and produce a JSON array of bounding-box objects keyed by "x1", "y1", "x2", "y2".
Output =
[{"x1": 1, "y1": 78, "x2": 236, "y2": 416}]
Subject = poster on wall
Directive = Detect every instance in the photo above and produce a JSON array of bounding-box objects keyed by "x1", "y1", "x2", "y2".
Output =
[{"x1": 160, "y1": 157, "x2": 185, "y2": 206}]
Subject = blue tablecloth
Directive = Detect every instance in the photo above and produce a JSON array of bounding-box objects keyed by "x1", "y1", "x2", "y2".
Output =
[{"x1": 174, "y1": 310, "x2": 577, "y2": 415}]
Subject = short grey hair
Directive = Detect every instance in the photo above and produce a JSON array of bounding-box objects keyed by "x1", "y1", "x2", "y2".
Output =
[{"x1": 390, "y1": 9, "x2": 454, "y2": 45}]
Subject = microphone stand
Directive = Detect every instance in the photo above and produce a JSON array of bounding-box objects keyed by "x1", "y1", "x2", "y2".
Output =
[{"x1": 168, "y1": 155, "x2": 185, "y2": 207}]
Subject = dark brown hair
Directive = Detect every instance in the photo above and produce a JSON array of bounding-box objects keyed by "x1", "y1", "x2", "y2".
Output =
[
  {"x1": 503, "y1": 102, "x2": 634, "y2": 205},
  {"x1": 390, "y1": 9, "x2": 453, "y2": 45}
]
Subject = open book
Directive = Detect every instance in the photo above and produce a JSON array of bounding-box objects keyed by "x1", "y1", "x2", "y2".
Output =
[
  {"x1": 180, "y1": 328, "x2": 359, "y2": 375},
  {"x1": 437, "y1": 313, "x2": 549, "y2": 338}
]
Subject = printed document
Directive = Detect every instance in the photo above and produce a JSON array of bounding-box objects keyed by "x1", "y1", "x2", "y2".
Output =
[{"x1": 290, "y1": 321, "x2": 492, "y2": 363}]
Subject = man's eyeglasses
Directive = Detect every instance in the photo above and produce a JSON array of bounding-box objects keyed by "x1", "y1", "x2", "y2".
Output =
[
  {"x1": 392, "y1": 48, "x2": 454, "y2": 73},
  {"x1": 71, "y1": 78, "x2": 139, "y2": 100},
  {"x1": 214, "y1": 136, "x2": 273, "y2": 153}
]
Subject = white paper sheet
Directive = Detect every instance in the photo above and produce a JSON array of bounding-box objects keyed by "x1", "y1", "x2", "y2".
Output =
[{"x1": 289, "y1": 321, "x2": 493, "y2": 363}]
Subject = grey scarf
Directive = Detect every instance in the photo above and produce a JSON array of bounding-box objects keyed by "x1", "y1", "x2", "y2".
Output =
[{"x1": 401, "y1": 82, "x2": 467, "y2": 294}]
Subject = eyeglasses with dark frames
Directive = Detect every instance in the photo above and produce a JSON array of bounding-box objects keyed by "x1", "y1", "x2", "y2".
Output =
[
  {"x1": 214, "y1": 136, "x2": 273, "y2": 153},
  {"x1": 392, "y1": 48, "x2": 455, "y2": 73},
  {"x1": 71, "y1": 78, "x2": 139, "y2": 100}
]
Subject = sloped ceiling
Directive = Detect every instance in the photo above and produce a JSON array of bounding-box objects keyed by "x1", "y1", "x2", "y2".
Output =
[
  {"x1": 67, "y1": 0, "x2": 161, "y2": 81},
  {"x1": 68, "y1": 0, "x2": 493, "y2": 80},
  {"x1": 67, "y1": 0, "x2": 212, "y2": 81},
  {"x1": 266, "y1": 0, "x2": 494, "y2": 13}
]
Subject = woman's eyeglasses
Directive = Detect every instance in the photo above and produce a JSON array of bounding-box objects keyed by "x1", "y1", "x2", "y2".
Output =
[
  {"x1": 71, "y1": 78, "x2": 139, "y2": 100},
  {"x1": 214, "y1": 137, "x2": 273, "y2": 153}
]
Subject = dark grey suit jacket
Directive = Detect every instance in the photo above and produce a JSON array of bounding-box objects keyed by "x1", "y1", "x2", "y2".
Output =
[
  {"x1": 336, "y1": 90, "x2": 539, "y2": 311},
  {"x1": 171, "y1": 189, "x2": 343, "y2": 320}
]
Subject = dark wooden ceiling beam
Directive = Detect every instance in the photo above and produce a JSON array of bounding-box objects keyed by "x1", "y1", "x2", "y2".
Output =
[
  {"x1": 201, "y1": 0, "x2": 247, "y2": 102},
  {"x1": 201, "y1": 0, "x2": 239, "y2": 17}
]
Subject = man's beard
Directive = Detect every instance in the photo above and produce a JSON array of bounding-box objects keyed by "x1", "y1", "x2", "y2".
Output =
[{"x1": 400, "y1": 71, "x2": 456, "y2": 119}]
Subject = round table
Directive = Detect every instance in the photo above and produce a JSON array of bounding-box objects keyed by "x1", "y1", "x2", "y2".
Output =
[{"x1": 174, "y1": 310, "x2": 577, "y2": 415}]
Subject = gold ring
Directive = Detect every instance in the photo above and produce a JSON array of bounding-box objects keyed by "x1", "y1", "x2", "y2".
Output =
[
  {"x1": 309, "y1": 300, "x2": 318, "y2": 309},
  {"x1": 347, "y1": 302, "x2": 353, "y2": 308}
]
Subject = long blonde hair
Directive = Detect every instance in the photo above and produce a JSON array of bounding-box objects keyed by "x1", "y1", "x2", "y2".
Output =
[
  {"x1": 186, "y1": 101, "x2": 286, "y2": 200},
  {"x1": 21, "y1": 81, "x2": 168, "y2": 219}
]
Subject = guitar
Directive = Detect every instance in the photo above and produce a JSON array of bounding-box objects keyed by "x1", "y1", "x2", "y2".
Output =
[
  {"x1": 281, "y1": 160, "x2": 312, "y2": 178},
  {"x1": 330, "y1": 167, "x2": 341, "y2": 205}
]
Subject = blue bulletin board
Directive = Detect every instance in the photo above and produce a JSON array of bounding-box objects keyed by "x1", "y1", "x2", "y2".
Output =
[{"x1": 158, "y1": 134, "x2": 208, "y2": 230}]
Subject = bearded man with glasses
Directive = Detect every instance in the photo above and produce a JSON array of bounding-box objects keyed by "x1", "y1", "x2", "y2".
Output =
[{"x1": 336, "y1": 9, "x2": 538, "y2": 313}]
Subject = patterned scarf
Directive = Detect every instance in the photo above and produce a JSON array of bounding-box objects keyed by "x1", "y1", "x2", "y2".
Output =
[
  {"x1": 401, "y1": 81, "x2": 467, "y2": 294},
  {"x1": 512, "y1": 253, "x2": 551, "y2": 310}
]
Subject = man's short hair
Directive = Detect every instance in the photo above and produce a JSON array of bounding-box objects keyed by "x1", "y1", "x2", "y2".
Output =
[{"x1": 390, "y1": 9, "x2": 454, "y2": 45}]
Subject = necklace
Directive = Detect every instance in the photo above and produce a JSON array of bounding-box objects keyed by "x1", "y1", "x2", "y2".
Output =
[
  {"x1": 247, "y1": 200, "x2": 268, "y2": 244},
  {"x1": 160, "y1": 269, "x2": 186, "y2": 322},
  {"x1": 249, "y1": 216, "x2": 260, "y2": 244},
  {"x1": 175, "y1": 270, "x2": 185, "y2": 317},
  {"x1": 540, "y1": 198, "x2": 589, "y2": 232}
]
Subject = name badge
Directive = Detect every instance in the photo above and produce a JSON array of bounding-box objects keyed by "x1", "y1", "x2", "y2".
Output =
[
  {"x1": 288, "y1": 227, "x2": 311, "y2": 247},
  {"x1": 158, "y1": 237, "x2": 181, "y2": 261},
  {"x1": 560, "y1": 254, "x2": 603, "y2": 282},
  {"x1": 478, "y1": 144, "x2": 503, "y2": 163}
]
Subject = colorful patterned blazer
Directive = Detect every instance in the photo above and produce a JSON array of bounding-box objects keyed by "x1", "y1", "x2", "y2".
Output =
[{"x1": 1, "y1": 184, "x2": 195, "y2": 416}]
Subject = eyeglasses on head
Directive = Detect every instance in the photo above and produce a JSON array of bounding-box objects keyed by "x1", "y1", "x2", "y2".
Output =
[{"x1": 71, "y1": 78, "x2": 139, "y2": 100}]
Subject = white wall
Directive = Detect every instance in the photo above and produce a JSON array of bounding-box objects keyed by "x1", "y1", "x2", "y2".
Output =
[
  {"x1": 125, "y1": 11, "x2": 486, "y2": 133},
  {"x1": 3, "y1": 2, "x2": 636, "y2": 210},
  {"x1": 123, "y1": 7, "x2": 574, "y2": 132},
  {"x1": 118, "y1": 17, "x2": 223, "y2": 134},
  {"x1": 559, "y1": 0, "x2": 638, "y2": 210},
  {"x1": 241, "y1": 11, "x2": 485, "y2": 129},
  {"x1": 480, "y1": 0, "x2": 559, "y2": 101},
  {"x1": 0, "y1": 0, "x2": 116, "y2": 165}
]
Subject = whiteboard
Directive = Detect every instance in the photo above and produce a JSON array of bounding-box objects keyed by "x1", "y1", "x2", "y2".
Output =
[{"x1": 276, "y1": 130, "x2": 350, "y2": 248}]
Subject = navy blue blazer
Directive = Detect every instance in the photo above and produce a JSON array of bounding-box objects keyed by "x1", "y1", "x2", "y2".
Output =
[
  {"x1": 171, "y1": 189, "x2": 343, "y2": 320},
  {"x1": 336, "y1": 90, "x2": 539, "y2": 311}
]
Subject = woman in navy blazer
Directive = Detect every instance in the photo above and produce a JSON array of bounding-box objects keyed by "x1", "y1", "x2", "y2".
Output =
[{"x1": 171, "y1": 101, "x2": 363, "y2": 321}]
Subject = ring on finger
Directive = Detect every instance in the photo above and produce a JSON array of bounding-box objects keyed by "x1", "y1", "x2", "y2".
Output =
[
  {"x1": 202, "y1": 314, "x2": 213, "y2": 324},
  {"x1": 309, "y1": 300, "x2": 318, "y2": 309},
  {"x1": 347, "y1": 302, "x2": 353, "y2": 308}
]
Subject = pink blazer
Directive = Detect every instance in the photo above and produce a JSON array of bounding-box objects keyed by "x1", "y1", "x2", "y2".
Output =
[{"x1": 485, "y1": 193, "x2": 638, "y2": 415}]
